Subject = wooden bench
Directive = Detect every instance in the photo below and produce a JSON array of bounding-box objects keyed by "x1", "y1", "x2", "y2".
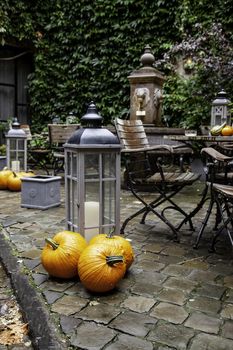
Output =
[{"x1": 48, "y1": 124, "x2": 80, "y2": 174}]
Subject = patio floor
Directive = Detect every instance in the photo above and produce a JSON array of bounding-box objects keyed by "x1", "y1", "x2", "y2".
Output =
[{"x1": 0, "y1": 178, "x2": 233, "y2": 350}]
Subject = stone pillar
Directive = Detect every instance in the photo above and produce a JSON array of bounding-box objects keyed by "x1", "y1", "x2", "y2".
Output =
[{"x1": 128, "y1": 45, "x2": 165, "y2": 126}]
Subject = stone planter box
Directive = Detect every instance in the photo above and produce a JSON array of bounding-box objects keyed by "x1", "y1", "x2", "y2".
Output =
[
  {"x1": 21, "y1": 175, "x2": 61, "y2": 210},
  {"x1": 0, "y1": 156, "x2": 6, "y2": 170}
]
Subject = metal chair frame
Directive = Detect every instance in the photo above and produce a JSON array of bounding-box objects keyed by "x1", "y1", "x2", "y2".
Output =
[
  {"x1": 194, "y1": 147, "x2": 233, "y2": 249},
  {"x1": 120, "y1": 151, "x2": 200, "y2": 241}
]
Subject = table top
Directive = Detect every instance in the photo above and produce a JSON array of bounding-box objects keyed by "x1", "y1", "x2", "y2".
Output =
[{"x1": 164, "y1": 135, "x2": 233, "y2": 142}]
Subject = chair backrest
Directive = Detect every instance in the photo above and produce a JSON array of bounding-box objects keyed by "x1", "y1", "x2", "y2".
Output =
[
  {"x1": 115, "y1": 118, "x2": 150, "y2": 150},
  {"x1": 48, "y1": 124, "x2": 80, "y2": 147}
]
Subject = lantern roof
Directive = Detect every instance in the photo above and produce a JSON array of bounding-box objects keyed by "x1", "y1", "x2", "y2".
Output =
[
  {"x1": 6, "y1": 117, "x2": 27, "y2": 138},
  {"x1": 212, "y1": 89, "x2": 231, "y2": 106},
  {"x1": 66, "y1": 102, "x2": 121, "y2": 147}
]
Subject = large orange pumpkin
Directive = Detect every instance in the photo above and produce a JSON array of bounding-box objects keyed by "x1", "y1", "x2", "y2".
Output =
[
  {"x1": 89, "y1": 234, "x2": 134, "y2": 270},
  {"x1": 0, "y1": 168, "x2": 13, "y2": 189},
  {"x1": 78, "y1": 244, "x2": 126, "y2": 293},
  {"x1": 41, "y1": 231, "x2": 87, "y2": 279}
]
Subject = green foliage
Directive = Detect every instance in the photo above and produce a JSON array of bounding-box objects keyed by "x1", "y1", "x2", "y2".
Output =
[
  {"x1": 0, "y1": 144, "x2": 6, "y2": 155},
  {"x1": 1, "y1": 0, "x2": 233, "y2": 131},
  {"x1": 158, "y1": 22, "x2": 233, "y2": 128}
]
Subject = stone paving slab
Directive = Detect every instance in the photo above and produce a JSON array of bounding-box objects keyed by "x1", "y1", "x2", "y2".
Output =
[{"x1": 0, "y1": 182, "x2": 233, "y2": 349}]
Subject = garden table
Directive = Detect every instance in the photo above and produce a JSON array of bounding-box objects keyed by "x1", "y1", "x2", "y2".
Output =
[{"x1": 163, "y1": 134, "x2": 233, "y2": 145}]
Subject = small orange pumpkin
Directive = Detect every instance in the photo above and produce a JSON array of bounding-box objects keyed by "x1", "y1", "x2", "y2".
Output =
[
  {"x1": 0, "y1": 168, "x2": 13, "y2": 190},
  {"x1": 41, "y1": 230, "x2": 87, "y2": 279},
  {"x1": 7, "y1": 172, "x2": 22, "y2": 191},
  {"x1": 78, "y1": 244, "x2": 126, "y2": 293},
  {"x1": 18, "y1": 170, "x2": 35, "y2": 177},
  {"x1": 221, "y1": 125, "x2": 233, "y2": 136},
  {"x1": 89, "y1": 234, "x2": 134, "y2": 270}
]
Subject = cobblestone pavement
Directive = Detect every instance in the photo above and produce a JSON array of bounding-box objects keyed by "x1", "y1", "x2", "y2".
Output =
[{"x1": 0, "y1": 179, "x2": 233, "y2": 350}]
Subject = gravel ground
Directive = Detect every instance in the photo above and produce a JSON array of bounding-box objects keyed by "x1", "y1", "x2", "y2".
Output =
[{"x1": 0, "y1": 262, "x2": 34, "y2": 349}]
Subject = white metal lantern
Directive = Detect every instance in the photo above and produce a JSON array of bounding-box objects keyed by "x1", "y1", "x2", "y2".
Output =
[
  {"x1": 64, "y1": 102, "x2": 121, "y2": 242},
  {"x1": 6, "y1": 118, "x2": 27, "y2": 172},
  {"x1": 211, "y1": 89, "x2": 231, "y2": 127}
]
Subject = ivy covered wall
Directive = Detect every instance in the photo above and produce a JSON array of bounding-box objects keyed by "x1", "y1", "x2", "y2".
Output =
[{"x1": 1, "y1": 0, "x2": 233, "y2": 131}]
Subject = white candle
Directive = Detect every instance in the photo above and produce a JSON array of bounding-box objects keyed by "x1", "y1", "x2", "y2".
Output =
[
  {"x1": 11, "y1": 160, "x2": 20, "y2": 172},
  {"x1": 84, "y1": 201, "x2": 99, "y2": 242}
]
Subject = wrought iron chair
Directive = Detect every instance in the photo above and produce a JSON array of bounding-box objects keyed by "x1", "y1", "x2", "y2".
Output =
[
  {"x1": 194, "y1": 147, "x2": 233, "y2": 249},
  {"x1": 115, "y1": 118, "x2": 200, "y2": 241}
]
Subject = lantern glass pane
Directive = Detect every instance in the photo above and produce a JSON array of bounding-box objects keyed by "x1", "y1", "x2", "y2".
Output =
[
  {"x1": 215, "y1": 106, "x2": 223, "y2": 116},
  {"x1": 102, "y1": 153, "x2": 116, "y2": 178},
  {"x1": 85, "y1": 181, "x2": 100, "y2": 202},
  {"x1": 17, "y1": 139, "x2": 25, "y2": 150},
  {"x1": 10, "y1": 139, "x2": 17, "y2": 150},
  {"x1": 84, "y1": 153, "x2": 99, "y2": 179},
  {"x1": 66, "y1": 150, "x2": 79, "y2": 231},
  {"x1": 103, "y1": 180, "x2": 115, "y2": 232},
  {"x1": 67, "y1": 152, "x2": 78, "y2": 177}
]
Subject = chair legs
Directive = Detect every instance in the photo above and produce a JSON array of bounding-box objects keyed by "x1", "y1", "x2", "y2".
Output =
[
  {"x1": 120, "y1": 186, "x2": 180, "y2": 241},
  {"x1": 140, "y1": 188, "x2": 194, "y2": 231},
  {"x1": 209, "y1": 196, "x2": 233, "y2": 252},
  {"x1": 193, "y1": 196, "x2": 216, "y2": 249},
  {"x1": 120, "y1": 183, "x2": 202, "y2": 241}
]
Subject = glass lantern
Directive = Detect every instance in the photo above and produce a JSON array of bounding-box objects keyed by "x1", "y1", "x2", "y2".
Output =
[
  {"x1": 211, "y1": 89, "x2": 231, "y2": 127},
  {"x1": 6, "y1": 118, "x2": 27, "y2": 172},
  {"x1": 64, "y1": 102, "x2": 121, "y2": 242}
]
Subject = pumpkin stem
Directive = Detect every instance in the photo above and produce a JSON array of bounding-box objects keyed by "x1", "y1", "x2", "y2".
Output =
[
  {"x1": 106, "y1": 255, "x2": 124, "y2": 266},
  {"x1": 107, "y1": 227, "x2": 115, "y2": 238},
  {"x1": 45, "y1": 238, "x2": 59, "y2": 250}
]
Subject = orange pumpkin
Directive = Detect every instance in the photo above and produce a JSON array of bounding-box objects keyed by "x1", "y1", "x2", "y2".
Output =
[
  {"x1": 0, "y1": 168, "x2": 13, "y2": 190},
  {"x1": 7, "y1": 172, "x2": 22, "y2": 191},
  {"x1": 19, "y1": 170, "x2": 35, "y2": 177},
  {"x1": 89, "y1": 234, "x2": 134, "y2": 270},
  {"x1": 221, "y1": 125, "x2": 233, "y2": 136},
  {"x1": 41, "y1": 231, "x2": 87, "y2": 279},
  {"x1": 78, "y1": 243, "x2": 126, "y2": 293}
]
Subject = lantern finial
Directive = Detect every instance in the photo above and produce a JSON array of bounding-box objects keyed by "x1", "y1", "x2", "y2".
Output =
[
  {"x1": 12, "y1": 117, "x2": 20, "y2": 129},
  {"x1": 81, "y1": 101, "x2": 102, "y2": 126}
]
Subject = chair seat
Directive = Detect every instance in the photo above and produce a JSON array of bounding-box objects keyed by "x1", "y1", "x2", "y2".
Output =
[
  {"x1": 213, "y1": 183, "x2": 233, "y2": 198},
  {"x1": 147, "y1": 172, "x2": 200, "y2": 184},
  {"x1": 201, "y1": 147, "x2": 233, "y2": 162},
  {"x1": 53, "y1": 151, "x2": 64, "y2": 159}
]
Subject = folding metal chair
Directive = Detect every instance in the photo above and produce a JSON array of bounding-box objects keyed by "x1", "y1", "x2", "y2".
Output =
[
  {"x1": 114, "y1": 118, "x2": 201, "y2": 240},
  {"x1": 208, "y1": 184, "x2": 233, "y2": 252},
  {"x1": 120, "y1": 153, "x2": 200, "y2": 241},
  {"x1": 194, "y1": 147, "x2": 233, "y2": 249}
]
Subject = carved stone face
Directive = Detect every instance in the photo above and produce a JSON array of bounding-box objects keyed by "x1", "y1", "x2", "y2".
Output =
[{"x1": 133, "y1": 87, "x2": 150, "y2": 110}]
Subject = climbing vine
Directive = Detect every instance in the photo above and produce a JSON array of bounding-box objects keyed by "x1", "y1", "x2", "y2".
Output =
[{"x1": 1, "y1": 0, "x2": 233, "y2": 131}]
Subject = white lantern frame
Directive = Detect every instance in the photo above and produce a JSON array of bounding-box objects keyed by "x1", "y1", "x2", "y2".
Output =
[
  {"x1": 6, "y1": 119, "x2": 27, "y2": 172},
  {"x1": 64, "y1": 102, "x2": 121, "y2": 242},
  {"x1": 211, "y1": 89, "x2": 231, "y2": 127}
]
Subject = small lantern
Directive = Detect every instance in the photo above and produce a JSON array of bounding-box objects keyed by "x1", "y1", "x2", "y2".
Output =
[
  {"x1": 6, "y1": 118, "x2": 27, "y2": 172},
  {"x1": 211, "y1": 89, "x2": 231, "y2": 127},
  {"x1": 64, "y1": 102, "x2": 121, "y2": 242}
]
